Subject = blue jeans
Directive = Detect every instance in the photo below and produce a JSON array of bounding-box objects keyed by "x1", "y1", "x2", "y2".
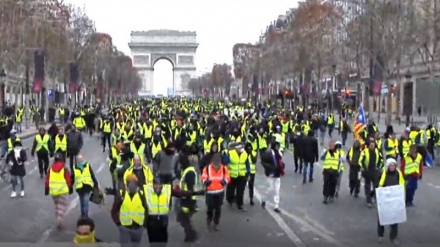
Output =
[
  {"x1": 78, "y1": 192, "x2": 91, "y2": 217},
  {"x1": 405, "y1": 176, "x2": 418, "y2": 204},
  {"x1": 303, "y1": 161, "x2": 314, "y2": 181}
]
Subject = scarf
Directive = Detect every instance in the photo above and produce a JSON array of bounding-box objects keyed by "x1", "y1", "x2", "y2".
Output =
[
  {"x1": 77, "y1": 161, "x2": 86, "y2": 172},
  {"x1": 14, "y1": 148, "x2": 22, "y2": 163},
  {"x1": 73, "y1": 231, "x2": 96, "y2": 244}
]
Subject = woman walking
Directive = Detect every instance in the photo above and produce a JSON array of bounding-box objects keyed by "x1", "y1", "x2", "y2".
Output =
[
  {"x1": 45, "y1": 153, "x2": 72, "y2": 229},
  {"x1": 6, "y1": 140, "x2": 27, "y2": 198}
]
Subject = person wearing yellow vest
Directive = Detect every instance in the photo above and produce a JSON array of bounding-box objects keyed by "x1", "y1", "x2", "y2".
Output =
[
  {"x1": 326, "y1": 113, "x2": 335, "y2": 137},
  {"x1": 101, "y1": 117, "x2": 112, "y2": 152},
  {"x1": 244, "y1": 143, "x2": 258, "y2": 206},
  {"x1": 377, "y1": 158, "x2": 404, "y2": 244},
  {"x1": 58, "y1": 107, "x2": 66, "y2": 124},
  {"x1": 15, "y1": 107, "x2": 24, "y2": 133},
  {"x1": 123, "y1": 154, "x2": 153, "y2": 188},
  {"x1": 4, "y1": 129, "x2": 20, "y2": 158},
  {"x1": 224, "y1": 143, "x2": 250, "y2": 211},
  {"x1": 359, "y1": 138, "x2": 383, "y2": 207},
  {"x1": 384, "y1": 133, "x2": 399, "y2": 159},
  {"x1": 176, "y1": 155, "x2": 200, "y2": 242},
  {"x1": 45, "y1": 153, "x2": 72, "y2": 229},
  {"x1": 53, "y1": 128, "x2": 67, "y2": 162},
  {"x1": 400, "y1": 145, "x2": 423, "y2": 207},
  {"x1": 144, "y1": 176, "x2": 198, "y2": 244},
  {"x1": 110, "y1": 174, "x2": 147, "y2": 246},
  {"x1": 334, "y1": 141, "x2": 346, "y2": 198},
  {"x1": 31, "y1": 128, "x2": 51, "y2": 178},
  {"x1": 73, "y1": 155, "x2": 99, "y2": 217},
  {"x1": 398, "y1": 132, "x2": 412, "y2": 158},
  {"x1": 73, "y1": 114, "x2": 86, "y2": 131},
  {"x1": 320, "y1": 140, "x2": 343, "y2": 204}
]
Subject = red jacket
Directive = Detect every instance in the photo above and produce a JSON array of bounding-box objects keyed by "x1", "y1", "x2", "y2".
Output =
[
  {"x1": 45, "y1": 161, "x2": 72, "y2": 194},
  {"x1": 400, "y1": 155, "x2": 423, "y2": 178}
]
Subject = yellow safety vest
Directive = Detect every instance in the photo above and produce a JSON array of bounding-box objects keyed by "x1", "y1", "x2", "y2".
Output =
[
  {"x1": 401, "y1": 139, "x2": 412, "y2": 156},
  {"x1": 145, "y1": 184, "x2": 171, "y2": 215},
  {"x1": 103, "y1": 122, "x2": 112, "y2": 133},
  {"x1": 322, "y1": 151, "x2": 340, "y2": 170},
  {"x1": 36, "y1": 134, "x2": 50, "y2": 151},
  {"x1": 119, "y1": 190, "x2": 146, "y2": 226},
  {"x1": 49, "y1": 168, "x2": 69, "y2": 196},
  {"x1": 359, "y1": 148, "x2": 382, "y2": 170},
  {"x1": 130, "y1": 143, "x2": 146, "y2": 163},
  {"x1": 180, "y1": 166, "x2": 197, "y2": 201},
  {"x1": 327, "y1": 115, "x2": 334, "y2": 125},
  {"x1": 281, "y1": 122, "x2": 289, "y2": 133},
  {"x1": 404, "y1": 154, "x2": 422, "y2": 175},
  {"x1": 7, "y1": 137, "x2": 21, "y2": 152},
  {"x1": 143, "y1": 125, "x2": 153, "y2": 139},
  {"x1": 59, "y1": 108, "x2": 65, "y2": 115},
  {"x1": 74, "y1": 163, "x2": 94, "y2": 189},
  {"x1": 123, "y1": 165, "x2": 153, "y2": 185},
  {"x1": 248, "y1": 150, "x2": 257, "y2": 174},
  {"x1": 228, "y1": 150, "x2": 248, "y2": 178},
  {"x1": 385, "y1": 138, "x2": 398, "y2": 157},
  {"x1": 258, "y1": 135, "x2": 267, "y2": 149},
  {"x1": 152, "y1": 142, "x2": 162, "y2": 158},
  {"x1": 55, "y1": 135, "x2": 67, "y2": 151},
  {"x1": 378, "y1": 169, "x2": 405, "y2": 187},
  {"x1": 73, "y1": 117, "x2": 84, "y2": 128}
]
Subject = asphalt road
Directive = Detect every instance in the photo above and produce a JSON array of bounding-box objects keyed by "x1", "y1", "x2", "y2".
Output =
[
  {"x1": 252, "y1": 132, "x2": 440, "y2": 246},
  {"x1": 0, "y1": 133, "x2": 295, "y2": 246}
]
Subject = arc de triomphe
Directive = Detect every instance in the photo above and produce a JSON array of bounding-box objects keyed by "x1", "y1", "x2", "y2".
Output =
[{"x1": 129, "y1": 30, "x2": 198, "y2": 96}]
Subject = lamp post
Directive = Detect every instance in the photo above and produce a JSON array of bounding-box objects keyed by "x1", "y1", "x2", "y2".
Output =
[{"x1": 0, "y1": 65, "x2": 6, "y2": 111}]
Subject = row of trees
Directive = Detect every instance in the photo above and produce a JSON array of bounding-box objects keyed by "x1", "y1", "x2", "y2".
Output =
[
  {"x1": 232, "y1": 0, "x2": 440, "y2": 121},
  {"x1": 187, "y1": 63, "x2": 233, "y2": 97},
  {"x1": 0, "y1": 0, "x2": 141, "y2": 100}
]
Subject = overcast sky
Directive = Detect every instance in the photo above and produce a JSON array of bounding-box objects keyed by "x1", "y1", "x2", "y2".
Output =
[{"x1": 65, "y1": 0, "x2": 298, "y2": 95}]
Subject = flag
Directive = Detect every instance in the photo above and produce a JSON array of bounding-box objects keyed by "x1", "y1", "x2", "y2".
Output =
[
  {"x1": 425, "y1": 153, "x2": 433, "y2": 167},
  {"x1": 354, "y1": 107, "x2": 367, "y2": 140}
]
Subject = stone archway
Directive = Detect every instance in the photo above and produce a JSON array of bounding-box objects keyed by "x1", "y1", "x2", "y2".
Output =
[{"x1": 129, "y1": 29, "x2": 198, "y2": 96}]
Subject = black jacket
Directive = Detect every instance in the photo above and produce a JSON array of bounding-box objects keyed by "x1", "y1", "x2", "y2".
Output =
[
  {"x1": 302, "y1": 136, "x2": 319, "y2": 163},
  {"x1": 6, "y1": 148, "x2": 27, "y2": 177}
]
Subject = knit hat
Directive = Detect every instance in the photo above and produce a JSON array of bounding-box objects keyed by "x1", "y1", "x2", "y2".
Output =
[{"x1": 385, "y1": 158, "x2": 397, "y2": 168}]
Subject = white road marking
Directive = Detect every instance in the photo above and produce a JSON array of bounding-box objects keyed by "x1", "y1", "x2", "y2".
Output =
[
  {"x1": 254, "y1": 189, "x2": 341, "y2": 245},
  {"x1": 1, "y1": 167, "x2": 37, "y2": 192},
  {"x1": 428, "y1": 183, "x2": 440, "y2": 190},
  {"x1": 253, "y1": 190, "x2": 306, "y2": 247}
]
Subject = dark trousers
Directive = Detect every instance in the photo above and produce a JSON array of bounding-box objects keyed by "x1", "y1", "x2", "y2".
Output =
[
  {"x1": 377, "y1": 219, "x2": 398, "y2": 240},
  {"x1": 159, "y1": 174, "x2": 173, "y2": 185},
  {"x1": 145, "y1": 139, "x2": 152, "y2": 163},
  {"x1": 364, "y1": 172, "x2": 379, "y2": 204},
  {"x1": 294, "y1": 155, "x2": 303, "y2": 172},
  {"x1": 405, "y1": 176, "x2": 418, "y2": 204},
  {"x1": 303, "y1": 161, "x2": 314, "y2": 182},
  {"x1": 226, "y1": 176, "x2": 247, "y2": 207},
  {"x1": 102, "y1": 133, "x2": 111, "y2": 150},
  {"x1": 322, "y1": 169, "x2": 338, "y2": 198},
  {"x1": 146, "y1": 219, "x2": 168, "y2": 245},
  {"x1": 248, "y1": 174, "x2": 255, "y2": 200},
  {"x1": 177, "y1": 210, "x2": 197, "y2": 242},
  {"x1": 68, "y1": 153, "x2": 77, "y2": 173},
  {"x1": 206, "y1": 192, "x2": 224, "y2": 224},
  {"x1": 349, "y1": 167, "x2": 360, "y2": 196},
  {"x1": 37, "y1": 152, "x2": 49, "y2": 176}
]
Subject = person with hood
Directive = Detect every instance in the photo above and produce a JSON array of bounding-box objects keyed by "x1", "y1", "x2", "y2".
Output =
[
  {"x1": 223, "y1": 142, "x2": 249, "y2": 211},
  {"x1": 6, "y1": 140, "x2": 27, "y2": 198},
  {"x1": 260, "y1": 141, "x2": 285, "y2": 213},
  {"x1": 31, "y1": 127, "x2": 51, "y2": 178},
  {"x1": 154, "y1": 142, "x2": 177, "y2": 185},
  {"x1": 202, "y1": 153, "x2": 230, "y2": 230},
  {"x1": 73, "y1": 155, "x2": 99, "y2": 217},
  {"x1": 45, "y1": 153, "x2": 72, "y2": 229},
  {"x1": 67, "y1": 125, "x2": 84, "y2": 173},
  {"x1": 346, "y1": 140, "x2": 362, "y2": 197},
  {"x1": 377, "y1": 158, "x2": 405, "y2": 244},
  {"x1": 302, "y1": 130, "x2": 319, "y2": 184},
  {"x1": 111, "y1": 174, "x2": 147, "y2": 246}
]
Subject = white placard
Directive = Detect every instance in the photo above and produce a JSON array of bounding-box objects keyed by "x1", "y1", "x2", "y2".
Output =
[{"x1": 376, "y1": 185, "x2": 407, "y2": 226}]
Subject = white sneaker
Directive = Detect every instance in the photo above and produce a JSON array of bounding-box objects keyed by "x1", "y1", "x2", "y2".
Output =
[
  {"x1": 10, "y1": 191, "x2": 17, "y2": 198},
  {"x1": 20, "y1": 191, "x2": 24, "y2": 197}
]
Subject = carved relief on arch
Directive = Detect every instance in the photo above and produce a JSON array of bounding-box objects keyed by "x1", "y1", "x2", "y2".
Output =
[{"x1": 151, "y1": 53, "x2": 176, "y2": 67}]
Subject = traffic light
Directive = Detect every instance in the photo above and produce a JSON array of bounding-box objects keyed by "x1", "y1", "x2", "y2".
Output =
[{"x1": 284, "y1": 89, "x2": 293, "y2": 99}]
